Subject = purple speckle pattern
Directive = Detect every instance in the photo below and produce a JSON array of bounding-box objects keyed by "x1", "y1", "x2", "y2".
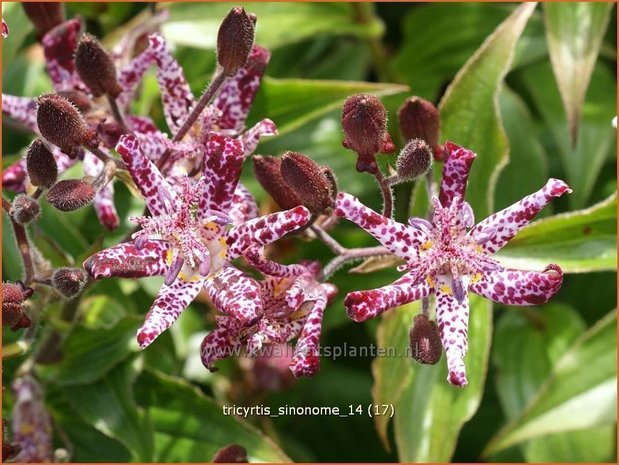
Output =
[
  {"x1": 84, "y1": 239, "x2": 169, "y2": 279},
  {"x1": 2, "y1": 19, "x2": 8, "y2": 38},
  {"x1": 336, "y1": 141, "x2": 571, "y2": 387},
  {"x1": 42, "y1": 18, "x2": 84, "y2": 91},
  {"x1": 2, "y1": 95, "x2": 38, "y2": 131},
  {"x1": 137, "y1": 276, "x2": 204, "y2": 348},
  {"x1": 83, "y1": 152, "x2": 119, "y2": 230},
  {"x1": 239, "y1": 118, "x2": 278, "y2": 157},
  {"x1": 117, "y1": 49, "x2": 157, "y2": 109},
  {"x1": 229, "y1": 183, "x2": 259, "y2": 225}
]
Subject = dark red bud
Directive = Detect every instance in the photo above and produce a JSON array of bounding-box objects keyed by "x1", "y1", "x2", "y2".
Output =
[
  {"x1": 46, "y1": 179, "x2": 95, "y2": 212},
  {"x1": 26, "y1": 139, "x2": 58, "y2": 188},
  {"x1": 2, "y1": 419, "x2": 21, "y2": 462},
  {"x1": 409, "y1": 314, "x2": 442, "y2": 365},
  {"x1": 56, "y1": 90, "x2": 92, "y2": 113},
  {"x1": 342, "y1": 94, "x2": 388, "y2": 156},
  {"x1": 2, "y1": 281, "x2": 33, "y2": 331},
  {"x1": 36, "y1": 93, "x2": 98, "y2": 158},
  {"x1": 22, "y1": 3, "x2": 65, "y2": 40},
  {"x1": 51, "y1": 267, "x2": 88, "y2": 298},
  {"x1": 253, "y1": 155, "x2": 302, "y2": 210},
  {"x1": 97, "y1": 120, "x2": 130, "y2": 148},
  {"x1": 211, "y1": 444, "x2": 248, "y2": 463},
  {"x1": 396, "y1": 138, "x2": 433, "y2": 182},
  {"x1": 281, "y1": 152, "x2": 335, "y2": 214},
  {"x1": 75, "y1": 33, "x2": 122, "y2": 98},
  {"x1": 320, "y1": 165, "x2": 338, "y2": 204},
  {"x1": 217, "y1": 6, "x2": 256, "y2": 76},
  {"x1": 10, "y1": 194, "x2": 41, "y2": 225},
  {"x1": 397, "y1": 96, "x2": 440, "y2": 144}
]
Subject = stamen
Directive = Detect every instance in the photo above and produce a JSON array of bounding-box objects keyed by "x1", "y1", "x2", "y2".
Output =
[
  {"x1": 408, "y1": 217, "x2": 433, "y2": 234},
  {"x1": 450, "y1": 264, "x2": 466, "y2": 304},
  {"x1": 164, "y1": 253, "x2": 185, "y2": 285},
  {"x1": 460, "y1": 201, "x2": 475, "y2": 228},
  {"x1": 473, "y1": 227, "x2": 496, "y2": 244},
  {"x1": 199, "y1": 255, "x2": 211, "y2": 276}
]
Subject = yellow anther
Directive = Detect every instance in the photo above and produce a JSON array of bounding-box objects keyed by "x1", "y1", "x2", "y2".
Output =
[
  {"x1": 440, "y1": 285, "x2": 452, "y2": 295},
  {"x1": 426, "y1": 275, "x2": 435, "y2": 287},
  {"x1": 471, "y1": 272, "x2": 482, "y2": 284},
  {"x1": 422, "y1": 240, "x2": 433, "y2": 250},
  {"x1": 165, "y1": 249, "x2": 174, "y2": 265}
]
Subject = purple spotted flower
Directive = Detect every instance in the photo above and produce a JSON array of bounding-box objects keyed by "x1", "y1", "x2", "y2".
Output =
[
  {"x1": 84, "y1": 134, "x2": 311, "y2": 349},
  {"x1": 335, "y1": 141, "x2": 571, "y2": 387},
  {"x1": 201, "y1": 261, "x2": 337, "y2": 377},
  {"x1": 2, "y1": 14, "x2": 167, "y2": 229}
]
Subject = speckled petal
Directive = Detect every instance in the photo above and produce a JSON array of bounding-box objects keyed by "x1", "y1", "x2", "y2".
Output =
[
  {"x1": 470, "y1": 264, "x2": 563, "y2": 305},
  {"x1": 42, "y1": 18, "x2": 84, "y2": 91},
  {"x1": 291, "y1": 295, "x2": 328, "y2": 377},
  {"x1": 84, "y1": 240, "x2": 169, "y2": 279},
  {"x1": 2, "y1": 160, "x2": 27, "y2": 192},
  {"x1": 126, "y1": 115, "x2": 171, "y2": 162},
  {"x1": 470, "y1": 179, "x2": 572, "y2": 254},
  {"x1": 226, "y1": 206, "x2": 311, "y2": 259},
  {"x1": 435, "y1": 273, "x2": 471, "y2": 387},
  {"x1": 137, "y1": 276, "x2": 204, "y2": 348},
  {"x1": 213, "y1": 45, "x2": 271, "y2": 132},
  {"x1": 200, "y1": 325, "x2": 243, "y2": 371},
  {"x1": 229, "y1": 183, "x2": 259, "y2": 225},
  {"x1": 204, "y1": 264, "x2": 262, "y2": 326},
  {"x1": 239, "y1": 119, "x2": 277, "y2": 157},
  {"x1": 244, "y1": 246, "x2": 307, "y2": 278},
  {"x1": 2, "y1": 95, "x2": 38, "y2": 131},
  {"x1": 116, "y1": 134, "x2": 177, "y2": 216},
  {"x1": 83, "y1": 152, "x2": 119, "y2": 230},
  {"x1": 335, "y1": 192, "x2": 426, "y2": 260},
  {"x1": 438, "y1": 141, "x2": 477, "y2": 208},
  {"x1": 117, "y1": 49, "x2": 157, "y2": 108},
  {"x1": 199, "y1": 134, "x2": 244, "y2": 215},
  {"x1": 344, "y1": 272, "x2": 432, "y2": 322},
  {"x1": 148, "y1": 34, "x2": 196, "y2": 133}
]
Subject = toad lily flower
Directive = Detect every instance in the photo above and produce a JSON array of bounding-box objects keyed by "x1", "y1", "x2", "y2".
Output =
[
  {"x1": 335, "y1": 141, "x2": 571, "y2": 387},
  {"x1": 84, "y1": 134, "x2": 311, "y2": 348},
  {"x1": 201, "y1": 261, "x2": 338, "y2": 377},
  {"x1": 2, "y1": 14, "x2": 167, "y2": 229}
]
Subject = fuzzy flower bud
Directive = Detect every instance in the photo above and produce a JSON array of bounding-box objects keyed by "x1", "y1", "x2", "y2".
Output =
[
  {"x1": 2, "y1": 282, "x2": 33, "y2": 331},
  {"x1": 281, "y1": 152, "x2": 336, "y2": 214},
  {"x1": 397, "y1": 97, "x2": 439, "y2": 144},
  {"x1": 46, "y1": 179, "x2": 95, "y2": 212},
  {"x1": 56, "y1": 90, "x2": 92, "y2": 113},
  {"x1": 26, "y1": 140, "x2": 58, "y2": 188},
  {"x1": 97, "y1": 120, "x2": 130, "y2": 149},
  {"x1": 51, "y1": 267, "x2": 88, "y2": 298},
  {"x1": 22, "y1": 3, "x2": 64, "y2": 39},
  {"x1": 395, "y1": 138, "x2": 433, "y2": 183},
  {"x1": 409, "y1": 314, "x2": 442, "y2": 365},
  {"x1": 342, "y1": 94, "x2": 391, "y2": 157},
  {"x1": 217, "y1": 6, "x2": 256, "y2": 77},
  {"x1": 75, "y1": 33, "x2": 122, "y2": 98},
  {"x1": 10, "y1": 194, "x2": 41, "y2": 225},
  {"x1": 253, "y1": 155, "x2": 302, "y2": 210},
  {"x1": 36, "y1": 93, "x2": 98, "y2": 158},
  {"x1": 211, "y1": 444, "x2": 248, "y2": 463}
]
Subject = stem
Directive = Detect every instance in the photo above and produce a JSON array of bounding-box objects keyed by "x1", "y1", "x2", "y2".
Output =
[
  {"x1": 310, "y1": 225, "x2": 346, "y2": 255},
  {"x1": 33, "y1": 297, "x2": 81, "y2": 364},
  {"x1": 319, "y1": 245, "x2": 389, "y2": 281},
  {"x1": 107, "y1": 94, "x2": 127, "y2": 129},
  {"x1": 32, "y1": 187, "x2": 43, "y2": 200},
  {"x1": 425, "y1": 170, "x2": 437, "y2": 219},
  {"x1": 3, "y1": 197, "x2": 35, "y2": 285},
  {"x1": 373, "y1": 169, "x2": 394, "y2": 218}
]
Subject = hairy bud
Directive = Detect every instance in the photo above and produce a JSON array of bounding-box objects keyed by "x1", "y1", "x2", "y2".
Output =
[
  {"x1": 397, "y1": 97, "x2": 439, "y2": 144},
  {"x1": 97, "y1": 120, "x2": 130, "y2": 148},
  {"x1": 56, "y1": 90, "x2": 92, "y2": 113},
  {"x1": 26, "y1": 140, "x2": 58, "y2": 188},
  {"x1": 217, "y1": 6, "x2": 256, "y2": 77},
  {"x1": 253, "y1": 155, "x2": 302, "y2": 210},
  {"x1": 281, "y1": 152, "x2": 335, "y2": 214},
  {"x1": 10, "y1": 194, "x2": 41, "y2": 225},
  {"x1": 211, "y1": 444, "x2": 248, "y2": 463},
  {"x1": 2, "y1": 281, "x2": 33, "y2": 331},
  {"x1": 342, "y1": 94, "x2": 392, "y2": 157},
  {"x1": 22, "y1": 3, "x2": 64, "y2": 39},
  {"x1": 409, "y1": 314, "x2": 442, "y2": 365},
  {"x1": 75, "y1": 33, "x2": 122, "y2": 98},
  {"x1": 46, "y1": 179, "x2": 95, "y2": 212},
  {"x1": 36, "y1": 93, "x2": 98, "y2": 158},
  {"x1": 395, "y1": 139, "x2": 433, "y2": 182},
  {"x1": 51, "y1": 267, "x2": 88, "y2": 298}
]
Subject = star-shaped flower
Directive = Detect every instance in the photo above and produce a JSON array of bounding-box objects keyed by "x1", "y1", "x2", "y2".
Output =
[
  {"x1": 335, "y1": 141, "x2": 571, "y2": 386},
  {"x1": 84, "y1": 134, "x2": 311, "y2": 348},
  {"x1": 201, "y1": 261, "x2": 337, "y2": 377}
]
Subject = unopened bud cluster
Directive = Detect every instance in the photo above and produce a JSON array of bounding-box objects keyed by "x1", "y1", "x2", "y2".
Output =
[
  {"x1": 217, "y1": 6, "x2": 256, "y2": 76},
  {"x1": 2, "y1": 281, "x2": 33, "y2": 331},
  {"x1": 51, "y1": 267, "x2": 88, "y2": 298},
  {"x1": 397, "y1": 96, "x2": 444, "y2": 161}
]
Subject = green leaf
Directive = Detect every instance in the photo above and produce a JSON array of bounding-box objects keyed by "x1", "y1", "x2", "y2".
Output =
[
  {"x1": 1, "y1": 3, "x2": 33, "y2": 65},
  {"x1": 371, "y1": 302, "x2": 416, "y2": 451},
  {"x1": 496, "y1": 193, "x2": 617, "y2": 273},
  {"x1": 248, "y1": 77, "x2": 408, "y2": 137},
  {"x1": 163, "y1": 3, "x2": 382, "y2": 50},
  {"x1": 63, "y1": 356, "x2": 154, "y2": 462},
  {"x1": 393, "y1": 294, "x2": 492, "y2": 461},
  {"x1": 516, "y1": 62, "x2": 616, "y2": 209},
  {"x1": 492, "y1": 304, "x2": 615, "y2": 462},
  {"x1": 40, "y1": 317, "x2": 140, "y2": 386},
  {"x1": 544, "y1": 2, "x2": 614, "y2": 144},
  {"x1": 438, "y1": 2, "x2": 537, "y2": 219},
  {"x1": 484, "y1": 309, "x2": 617, "y2": 456},
  {"x1": 135, "y1": 369, "x2": 291, "y2": 462}
]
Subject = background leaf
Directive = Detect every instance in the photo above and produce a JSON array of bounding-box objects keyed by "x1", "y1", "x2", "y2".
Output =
[
  {"x1": 544, "y1": 2, "x2": 614, "y2": 143},
  {"x1": 484, "y1": 309, "x2": 617, "y2": 456}
]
